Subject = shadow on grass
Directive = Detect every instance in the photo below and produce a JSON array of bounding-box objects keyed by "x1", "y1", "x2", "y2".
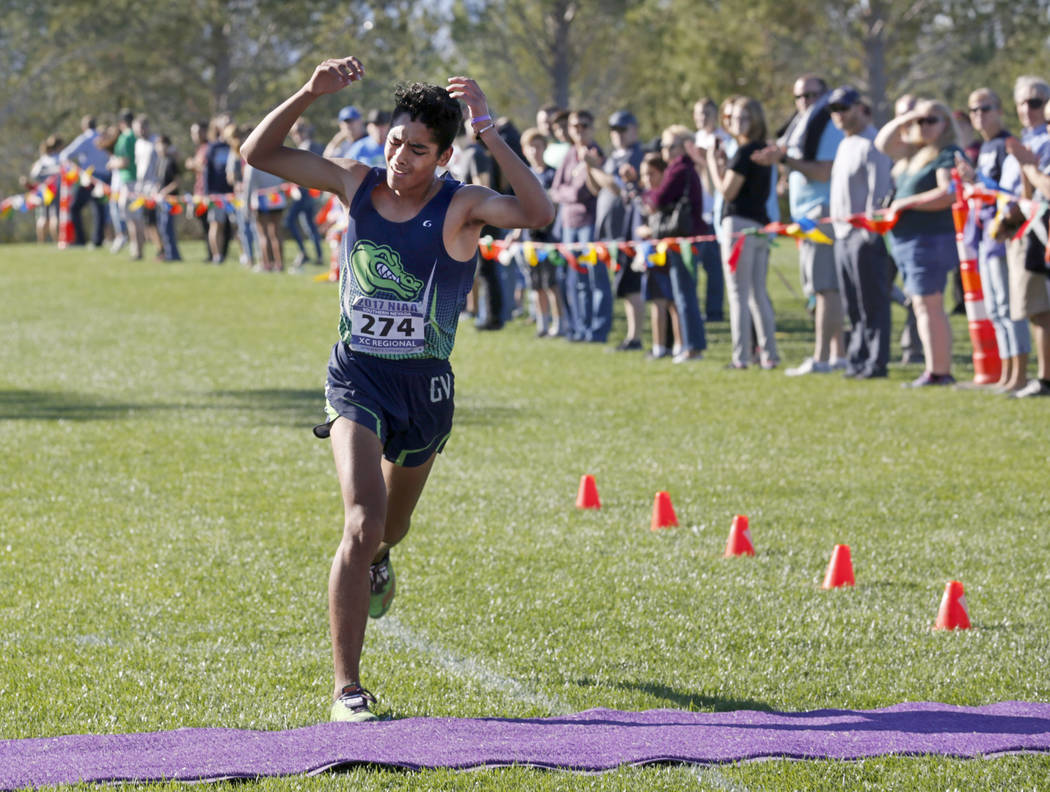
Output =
[
  {"x1": 209, "y1": 388, "x2": 321, "y2": 427},
  {"x1": 0, "y1": 387, "x2": 320, "y2": 426},
  {"x1": 571, "y1": 677, "x2": 773, "y2": 712},
  {"x1": 1, "y1": 387, "x2": 531, "y2": 429},
  {"x1": 0, "y1": 389, "x2": 182, "y2": 421}
]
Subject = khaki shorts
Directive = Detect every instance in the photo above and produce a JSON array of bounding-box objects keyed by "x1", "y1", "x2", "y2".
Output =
[
  {"x1": 799, "y1": 222, "x2": 840, "y2": 296},
  {"x1": 1007, "y1": 238, "x2": 1050, "y2": 319}
]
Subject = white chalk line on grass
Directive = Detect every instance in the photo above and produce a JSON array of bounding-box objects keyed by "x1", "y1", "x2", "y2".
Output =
[
  {"x1": 374, "y1": 616, "x2": 749, "y2": 790},
  {"x1": 375, "y1": 615, "x2": 574, "y2": 715}
]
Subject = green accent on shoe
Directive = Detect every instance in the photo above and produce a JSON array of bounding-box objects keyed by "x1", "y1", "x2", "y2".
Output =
[
  {"x1": 369, "y1": 555, "x2": 396, "y2": 619},
  {"x1": 330, "y1": 684, "x2": 378, "y2": 722}
]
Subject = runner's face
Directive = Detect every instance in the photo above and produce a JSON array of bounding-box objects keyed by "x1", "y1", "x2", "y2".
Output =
[{"x1": 385, "y1": 116, "x2": 445, "y2": 189}]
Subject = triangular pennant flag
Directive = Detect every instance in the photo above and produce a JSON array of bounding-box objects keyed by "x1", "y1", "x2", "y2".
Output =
[{"x1": 727, "y1": 234, "x2": 746, "y2": 273}]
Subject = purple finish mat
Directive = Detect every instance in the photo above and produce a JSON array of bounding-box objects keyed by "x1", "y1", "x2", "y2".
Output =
[{"x1": 3, "y1": 702, "x2": 1049, "y2": 788}]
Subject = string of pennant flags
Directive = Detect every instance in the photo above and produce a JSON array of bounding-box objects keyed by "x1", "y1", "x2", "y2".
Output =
[
  {"x1": 0, "y1": 165, "x2": 322, "y2": 220},
  {"x1": 4, "y1": 165, "x2": 1044, "y2": 271}
]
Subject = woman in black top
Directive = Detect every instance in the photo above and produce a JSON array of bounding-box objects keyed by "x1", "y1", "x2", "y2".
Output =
[{"x1": 708, "y1": 97, "x2": 779, "y2": 369}]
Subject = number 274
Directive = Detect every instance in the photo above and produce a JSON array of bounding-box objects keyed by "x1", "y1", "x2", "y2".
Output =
[{"x1": 360, "y1": 314, "x2": 415, "y2": 337}]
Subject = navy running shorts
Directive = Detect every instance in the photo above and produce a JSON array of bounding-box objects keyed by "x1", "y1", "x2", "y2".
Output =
[{"x1": 313, "y1": 342, "x2": 455, "y2": 467}]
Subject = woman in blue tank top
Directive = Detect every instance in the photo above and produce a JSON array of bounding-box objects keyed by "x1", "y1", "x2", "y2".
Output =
[{"x1": 242, "y1": 55, "x2": 555, "y2": 723}]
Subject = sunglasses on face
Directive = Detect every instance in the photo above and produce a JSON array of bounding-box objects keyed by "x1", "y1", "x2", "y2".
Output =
[
  {"x1": 828, "y1": 103, "x2": 853, "y2": 113},
  {"x1": 916, "y1": 116, "x2": 942, "y2": 126},
  {"x1": 969, "y1": 104, "x2": 995, "y2": 114},
  {"x1": 794, "y1": 91, "x2": 821, "y2": 101},
  {"x1": 571, "y1": 122, "x2": 591, "y2": 129},
  {"x1": 1019, "y1": 97, "x2": 1046, "y2": 110}
]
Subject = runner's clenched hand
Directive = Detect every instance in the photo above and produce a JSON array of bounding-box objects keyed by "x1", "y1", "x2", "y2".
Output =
[{"x1": 305, "y1": 57, "x2": 365, "y2": 97}]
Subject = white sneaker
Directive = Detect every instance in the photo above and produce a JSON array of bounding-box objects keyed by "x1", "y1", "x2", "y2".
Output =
[
  {"x1": 1012, "y1": 380, "x2": 1050, "y2": 398},
  {"x1": 109, "y1": 235, "x2": 126, "y2": 253},
  {"x1": 673, "y1": 351, "x2": 703, "y2": 364},
  {"x1": 786, "y1": 357, "x2": 832, "y2": 376}
]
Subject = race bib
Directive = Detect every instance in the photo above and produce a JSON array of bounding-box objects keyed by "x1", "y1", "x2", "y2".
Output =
[{"x1": 349, "y1": 296, "x2": 425, "y2": 355}]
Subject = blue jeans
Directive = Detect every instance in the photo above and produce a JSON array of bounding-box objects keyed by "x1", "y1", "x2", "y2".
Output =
[
  {"x1": 669, "y1": 251, "x2": 706, "y2": 351},
  {"x1": 157, "y1": 206, "x2": 181, "y2": 261},
  {"x1": 237, "y1": 207, "x2": 256, "y2": 264},
  {"x1": 562, "y1": 225, "x2": 592, "y2": 340},
  {"x1": 699, "y1": 240, "x2": 724, "y2": 320},
  {"x1": 562, "y1": 225, "x2": 611, "y2": 342},
  {"x1": 979, "y1": 248, "x2": 1030, "y2": 357},
  {"x1": 285, "y1": 195, "x2": 323, "y2": 259},
  {"x1": 71, "y1": 184, "x2": 109, "y2": 246}
]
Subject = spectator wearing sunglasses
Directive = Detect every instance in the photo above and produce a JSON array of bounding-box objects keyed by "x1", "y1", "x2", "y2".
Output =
[
  {"x1": 966, "y1": 88, "x2": 1030, "y2": 394},
  {"x1": 756, "y1": 74, "x2": 847, "y2": 376},
  {"x1": 551, "y1": 110, "x2": 607, "y2": 342},
  {"x1": 827, "y1": 86, "x2": 894, "y2": 379},
  {"x1": 999, "y1": 76, "x2": 1050, "y2": 398},
  {"x1": 875, "y1": 99, "x2": 964, "y2": 386}
]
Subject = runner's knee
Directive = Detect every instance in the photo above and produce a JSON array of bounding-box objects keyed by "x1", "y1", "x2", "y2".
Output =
[{"x1": 339, "y1": 505, "x2": 384, "y2": 559}]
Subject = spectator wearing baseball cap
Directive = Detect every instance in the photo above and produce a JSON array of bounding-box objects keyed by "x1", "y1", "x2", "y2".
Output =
[
  {"x1": 347, "y1": 109, "x2": 390, "y2": 167},
  {"x1": 325, "y1": 105, "x2": 366, "y2": 158},
  {"x1": 593, "y1": 109, "x2": 646, "y2": 349},
  {"x1": 828, "y1": 86, "x2": 894, "y2": 378}
]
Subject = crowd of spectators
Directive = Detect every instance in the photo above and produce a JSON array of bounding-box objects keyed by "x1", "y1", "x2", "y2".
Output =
[
  {"x1": 17, "y1": 104, "x2": 392, "y2": 273},
  {"x1": 18, "y1": 72, "x2": 1050, "y2": 396}
]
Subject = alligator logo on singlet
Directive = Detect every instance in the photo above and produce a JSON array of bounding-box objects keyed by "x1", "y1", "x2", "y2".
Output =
[{"x1": 349, "y1": 240, "x2": 424, "y2": 300}]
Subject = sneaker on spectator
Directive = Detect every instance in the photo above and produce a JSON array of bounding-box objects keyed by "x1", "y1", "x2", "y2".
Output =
[
  {"x1": 785, "y1": 357, "x2": 831, "y2": 376},
  {"x1": 904, "y1": 371, "x2": 956, "y2": 388},
  {"x1": 1011, "y1": 380, "x2": 1050, "y2": 398},
  {"x1": 109, "y1": 234, "x2": 127, "y2": 253},
  {"x1": 672, "y1": 350, "x2": 703, "y2": 364}
]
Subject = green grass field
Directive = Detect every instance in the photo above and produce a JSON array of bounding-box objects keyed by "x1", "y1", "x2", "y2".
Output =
[{"x1": 2, "y1": 241, "x2": 1048, "y2": 791}]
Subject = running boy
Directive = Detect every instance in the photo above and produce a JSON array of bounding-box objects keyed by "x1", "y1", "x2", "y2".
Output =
[{"x1": 241, "y1": 57, "x2": 554, "y2": 722}]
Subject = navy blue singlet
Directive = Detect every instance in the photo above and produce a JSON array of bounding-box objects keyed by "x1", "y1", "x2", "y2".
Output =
[{"x1": 338, "y1": 167, "x2": 477, "y2": 360}]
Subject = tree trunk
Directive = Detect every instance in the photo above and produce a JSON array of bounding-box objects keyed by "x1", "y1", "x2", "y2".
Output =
[
  {"x1": 211, "y1": 17, "x2": 233, "y2": 115},
  {"x1": 862, "y1": 1, "x2": 890, "y2": 126},
  {"x1": 547, "y1": 0, "x2": 574, "y2": 108}
]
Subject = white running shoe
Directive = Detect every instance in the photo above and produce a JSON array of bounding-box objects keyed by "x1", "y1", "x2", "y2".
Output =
[{"x1": 785, "y1": 357, "x2": 832, "y2": 376}]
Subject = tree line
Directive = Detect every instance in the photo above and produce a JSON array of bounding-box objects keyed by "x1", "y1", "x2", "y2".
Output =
[{"x1": 4, "y1": 0, "x2": 1050, "y2": 240}]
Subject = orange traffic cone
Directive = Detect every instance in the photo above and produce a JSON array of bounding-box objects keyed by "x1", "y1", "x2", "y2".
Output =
[
  {"x1": 724, "y1": 514, "x2": 754, "y2": 556},
  {"x1": 575, "y1": 474, "x2": 600, "y2": 509},
  {"x1": 934, "y1": 580, "x2": 971, "y2": 630},
  {"x1": 821, "y1": 544, "x2": 855, "y2": 588},
  {"x1": 650, "y1": 491, "x2": 678, "y2": 530}
]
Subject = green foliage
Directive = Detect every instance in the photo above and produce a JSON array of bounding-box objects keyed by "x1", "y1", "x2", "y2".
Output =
[
  {"x1": 451, "y1": 0, "x2": 633, "y2": 124},
  {"x1": 2, "y1": 241, "x2": 1050, "y2": 791},
  {"x1": 5, "y1": 0, "x2": 1050, "y2": 239}
]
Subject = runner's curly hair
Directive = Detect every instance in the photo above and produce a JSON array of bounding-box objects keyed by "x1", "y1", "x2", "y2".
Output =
[{"x1": 392, "y1": 82, "x2": 463, "y2": 153}]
